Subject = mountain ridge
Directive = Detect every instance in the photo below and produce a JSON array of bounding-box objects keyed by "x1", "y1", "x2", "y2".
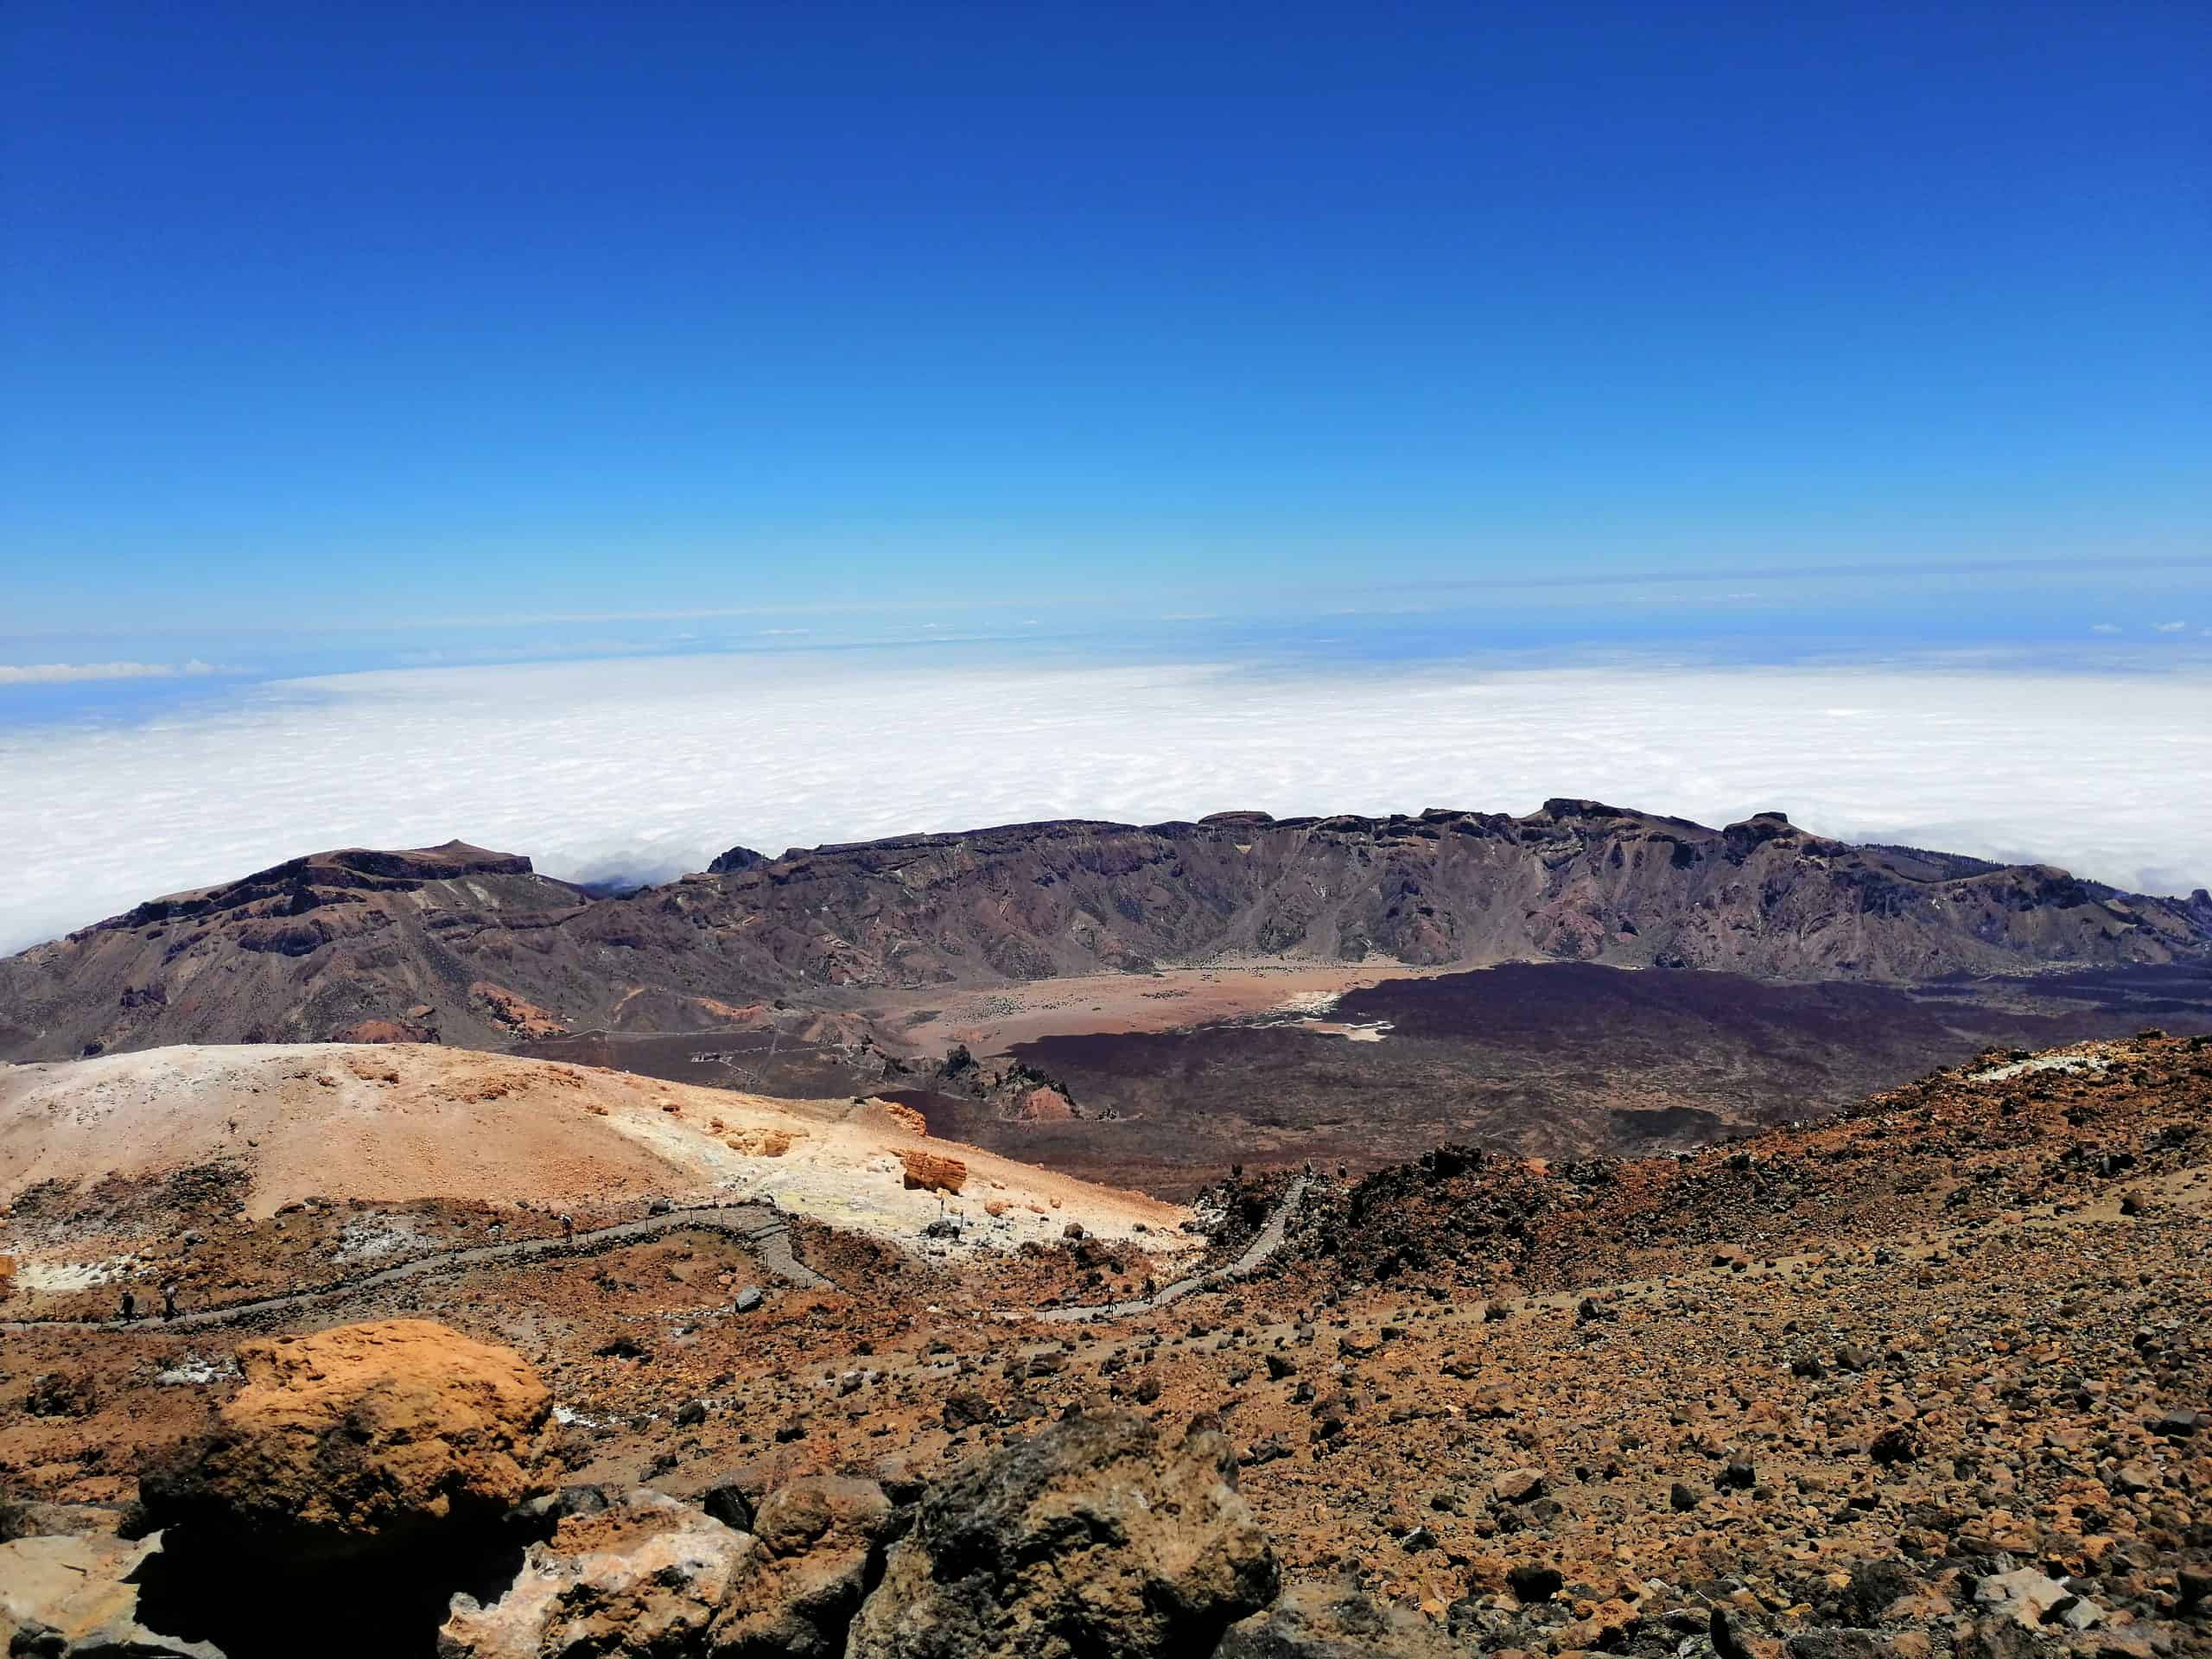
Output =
[{"x1": 3, "y1": 801, "x2": 2208, "y2": 1064}]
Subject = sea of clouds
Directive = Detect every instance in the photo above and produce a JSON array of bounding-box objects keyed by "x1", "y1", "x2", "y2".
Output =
[{"x1": 3, "y1": 651, "x2": 2209, "y2": 953}]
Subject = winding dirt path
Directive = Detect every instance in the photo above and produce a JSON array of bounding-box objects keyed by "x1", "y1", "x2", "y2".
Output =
[
  {"x1": 1, "y1": 1202, "x2": 825, "y2": 1334},
  {"x1": 3, "y1": 1173, "x2": 1318, "y2": 1337},
  {"x1": 1034, "y1": 1174, "x2": 1312, "y2": 1323}
]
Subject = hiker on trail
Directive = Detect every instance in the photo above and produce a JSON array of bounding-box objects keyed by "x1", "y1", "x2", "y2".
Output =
[
  {"x1": 559, "y1": 1213, "x2": 575, "y2": 1240},
  {"x1": 119, "y1": 1289, "x2": 136, "y2": 1322},
  {"x1": 162, "y1": 1283, "x2": 179, "y2": 1320}
]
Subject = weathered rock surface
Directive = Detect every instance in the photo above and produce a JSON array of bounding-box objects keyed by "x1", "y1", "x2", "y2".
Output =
[
  {"x1": 1973, "y1": 1567, "x2": 2073, "y2": 1630},
  {"x1": 142, "y1": 1319, "x2": 550, "y2": 1563},
  {"x1": 899, "y1": 1149, "x2": 968, "y2": 1195},
  {"x1": 440, "y1": 1476, "x2": 893, "y2": 1659},
  {"x1": 438, "y1": 1491, "x2": 748, "y2": 1659},
  {"x1": 710, "y1": 1475, "x2": 893, "y2": 1657},
  {"x1": 1214, "y1": 1581, "x2": 1458, "y2": 1657},
  {"x1": 846, "y1": 1408, "x2": 1279, "y2": 1659},
  {"x1": 0, "y1": 1531, "x2": 224, "y2": 1659}
]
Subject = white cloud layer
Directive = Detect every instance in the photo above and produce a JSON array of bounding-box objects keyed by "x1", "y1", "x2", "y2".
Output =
[
  {"x1": 0, "y1": 659, "x2": 221, "y2": 685},
  {"x1": 3, "y1": 653, "x2": 2209, "y2": 953}
]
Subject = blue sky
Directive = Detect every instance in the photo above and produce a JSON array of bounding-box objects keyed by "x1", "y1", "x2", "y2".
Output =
[
  {"x1": 4, "y1": 0, "x2": 2207, "y2": 667},
  {"x1": 3, "y1": 3, "x2": 2210, "y2": 942}
]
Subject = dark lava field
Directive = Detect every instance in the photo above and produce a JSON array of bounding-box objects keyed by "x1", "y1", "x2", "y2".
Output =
[
  {"x1": 522, "y1": 963, "x2": 2212, "y2": 1201},
  {"x1": 995, "y1": 963, "x2": 2212, "y2": 1196}
]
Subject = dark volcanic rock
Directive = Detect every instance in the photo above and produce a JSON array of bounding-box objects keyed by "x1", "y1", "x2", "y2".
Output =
[
  {"x1": 1507, "y1": 1563, "x2": 1563, "y2": 1602},
  {"x1": 709, "y1": 843, "x2": 771, "y2": 874},
  {"x1": 1215, "y1": 1581, "x2": 1457, "y2": 1658},
  {"x1": 7, "y1": 803, "x2": 2207, "y2": 1062},
  {"x1": 845, "y1": 1408, "x2": 1277, "y2": 1659},
  {"x1": 0, "y1": 841, "x2": 589, "y2": 1059}
]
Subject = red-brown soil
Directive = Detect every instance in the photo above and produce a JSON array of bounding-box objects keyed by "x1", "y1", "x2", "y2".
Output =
[{"x1": 4, "y1": 1033, "x2": 2205, "y2": 1657}]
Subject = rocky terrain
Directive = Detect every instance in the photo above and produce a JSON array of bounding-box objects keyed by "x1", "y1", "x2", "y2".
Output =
[
  {"x1": 4, "y1": 804, "x2": 2208, "y2": 1065},
  {"x1": 2, "y1": 1032, "x2": 2205, "y2": 1656}
]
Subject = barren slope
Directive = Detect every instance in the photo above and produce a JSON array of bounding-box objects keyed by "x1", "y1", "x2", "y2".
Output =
[
  {"x1": 0, "y1": 1043, "x2": 1185, "y2": 1250},
  {"x1": 2, "y1": 1036, "x2": 2205, "y2": 1659}
]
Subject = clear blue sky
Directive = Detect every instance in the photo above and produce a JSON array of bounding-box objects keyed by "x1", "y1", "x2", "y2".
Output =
[{"x1": 3, "y1": 1, "x2": 2208, "y2": 649}]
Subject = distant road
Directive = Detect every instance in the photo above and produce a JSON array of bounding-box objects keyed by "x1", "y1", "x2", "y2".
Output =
[
  {"x1": 5, "y1": 1177, "x2": 1311, "y2": 1335},
  {"x1": 1, "y1": 1202, "x2": 824, "y2": 1334}
]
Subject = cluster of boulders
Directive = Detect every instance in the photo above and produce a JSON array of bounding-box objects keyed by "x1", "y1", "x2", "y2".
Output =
[
  {"x1": 0, "y1": 1319, "x2": 1440, "y2": 1659},
  {"x1": 838, "y1": 1040, "x2": 1090, "y2": 1125},
  {"x1": 926, "y1": 1048, "x2": 1090, "y2": 1124}
]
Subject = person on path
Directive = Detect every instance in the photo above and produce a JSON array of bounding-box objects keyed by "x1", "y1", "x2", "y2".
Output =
[
  {"x1": 162, "y1": 1282, "x2": 179, "y2": 1320},
  {"x1": 118, "y1": 1289, "x2": 136, "y2": 1322}
]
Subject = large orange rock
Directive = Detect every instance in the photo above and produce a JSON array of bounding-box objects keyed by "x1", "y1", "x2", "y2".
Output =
[
  {"x1": 900, "y1": 1148, "x2": 967, "y2": 1194},
  {"x1": 879, "y1": 1099, "x2": 929, "y2": 1135},
  {"x1": 143, "y1": 1319, "x2": 551, "y2": 1563}
]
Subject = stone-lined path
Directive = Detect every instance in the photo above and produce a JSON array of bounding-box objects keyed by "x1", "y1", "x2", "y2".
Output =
[
  {"x1": 2, "y1": 1202, "x2": 823, "y2": 1333},
  {"x1": 6, "y1": 1173, "x2": 1318, "y2": 1335},
  {"x1": 1036, "y1": 1174, "x2": 1311, "y2": 1323}
]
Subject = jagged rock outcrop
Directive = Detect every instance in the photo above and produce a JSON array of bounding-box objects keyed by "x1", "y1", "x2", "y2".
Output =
[
  {"x1": 1284, "y1": 1032, "x2": 2212, "y2": 1294},
  {"x1": 141, "y1": 1319, "x2": 551, "y2": 1565},
  {"x1": 706, "y1": 844, "x2": 770, "y2": 875},
  {"x1": 846, "y1": 1408, "x2": 1279, "y2": 1659},
  {"x1": 922, "y1": 1046, "x2": 1094, "y2": 1122},
  {"x1": 435, "y1": 1410, "x2": 1414, "y2": 1659},
  {"x1": 439, "y1": 1491, "x2": 749, "y2": 1658}
]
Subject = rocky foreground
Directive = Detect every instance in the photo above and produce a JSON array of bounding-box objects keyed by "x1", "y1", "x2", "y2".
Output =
[
  {"x1": 2, "y1": 1034, "x2": 2208, "y2": 1657},
  {"x1": 2, "y1": 1318, "x2": 1409, "y2": 1659}
]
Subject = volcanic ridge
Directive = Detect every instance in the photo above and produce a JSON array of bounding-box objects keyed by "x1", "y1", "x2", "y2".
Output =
[{"x1": 4, "y1": 803, "x2": 2209, "y2": 1065}]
